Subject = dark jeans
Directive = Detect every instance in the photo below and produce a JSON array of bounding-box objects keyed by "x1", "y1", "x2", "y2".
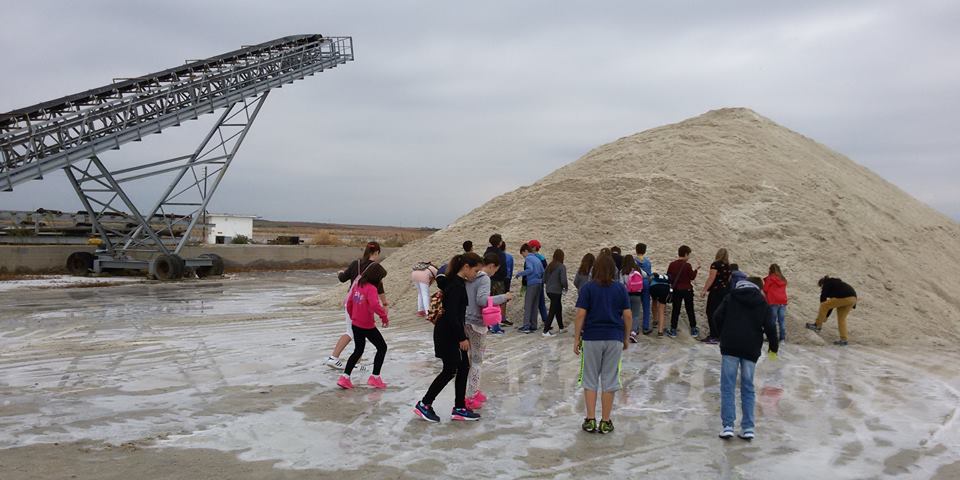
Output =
[
  {"x1": 422, "y1": 349, "x2": 470, "y2": 408},
  {"x1": 346, "y1": 325, "x2": 387, "y2": 375},
  {"x1": 544, "y1": 292, "x2": 564, "y2": 332},
  {"x1": 537, "y1": 284, "x2": 548, "y2": 323},
  {"x1": 670, "y1": 289, "x2": 697, "y2": 331},
  {"x1": 706, "y1": 288, "x2": 728, "y2": 338}
]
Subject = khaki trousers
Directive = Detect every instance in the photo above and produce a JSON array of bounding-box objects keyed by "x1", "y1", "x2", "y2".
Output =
[{"x1": 815, "y1": 297, "x2": 858, "y2": 341}]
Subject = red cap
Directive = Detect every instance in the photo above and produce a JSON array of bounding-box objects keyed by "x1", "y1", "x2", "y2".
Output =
[{"x1": 528, "y1": 239, "x2": 542, "y2": 249}]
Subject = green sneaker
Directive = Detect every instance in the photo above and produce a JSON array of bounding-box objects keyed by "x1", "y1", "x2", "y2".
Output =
[
  {"x1": 581, "y1": 418, "x2": 597, "y2": 433},
  {"x1": 598, "y1": 419, "x2": 615, "y2": 434}
]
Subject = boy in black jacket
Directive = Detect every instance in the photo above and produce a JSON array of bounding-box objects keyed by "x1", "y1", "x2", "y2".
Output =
[
  {"x1": 805, "y1": 276, "x2": 858, "y2": 346},
  {"x1": 713, "y1": 277, "x2": 779, "y2": 441}
]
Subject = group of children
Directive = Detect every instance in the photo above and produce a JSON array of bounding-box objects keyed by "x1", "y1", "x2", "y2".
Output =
[{"x1": 323, "y1": 236, "x2": 859, "y2": 439}]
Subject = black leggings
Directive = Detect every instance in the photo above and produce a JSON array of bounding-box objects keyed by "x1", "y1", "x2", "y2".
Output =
[
  {"x1": 422, "y1": 349, "x2": 470, "y2": 408},
  {"x1": 544, "y1": 292, "x2": 564, "y2": 332},
  {"x1": 670, "y1": 289, "x2": 698, "y2": 330},
  {"x1": 705, "y1": 288, "x2": 728, "y2": 338},
  {"x1": 345, "y1": 325, "x2": 387, "y2": 376}
]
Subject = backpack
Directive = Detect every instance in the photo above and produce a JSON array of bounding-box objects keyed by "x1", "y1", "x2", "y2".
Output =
[
  {"x1": 626, "y1": 271, "x2": 644, "y2": 293},
  {"x1": 413, "y1": 261, "x2": 434, "y2": 272},
  {"x1": 425, "y1": 290, "x2": 444, "y2": 325}
]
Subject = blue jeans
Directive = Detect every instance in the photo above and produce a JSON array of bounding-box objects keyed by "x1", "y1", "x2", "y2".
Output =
[
  {"x1": 770, "y1": 304, "x2": 786, "y2": 340},
  {"x1": 629, "y1": 295, "x2": 643, "y2": 334},
  {"x1": 721, "y1": 355, "x2": 756, "y2": 431},
  {"x1": 641, "y1": 287, "x2": 651, "y2": 331}
]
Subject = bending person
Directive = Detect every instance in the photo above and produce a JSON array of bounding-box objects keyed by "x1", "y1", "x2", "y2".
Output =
[{"x1": 806, "y1": 276, "x2": 858, "y2": 346}]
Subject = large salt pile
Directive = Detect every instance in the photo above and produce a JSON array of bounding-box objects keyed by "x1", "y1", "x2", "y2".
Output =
[{"x1": 306, "y1": 108, "x2": 960, "y2": 346}]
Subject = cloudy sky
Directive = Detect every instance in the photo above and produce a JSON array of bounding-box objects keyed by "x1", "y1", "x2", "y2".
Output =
[{"x1": 2, "y1": 0, "x2": 958, "y2": 227}]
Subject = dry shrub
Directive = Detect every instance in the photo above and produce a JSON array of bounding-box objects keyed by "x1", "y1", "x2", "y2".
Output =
[{"x1": 310, "y1": 231, "x2": 342, "y2": 246}]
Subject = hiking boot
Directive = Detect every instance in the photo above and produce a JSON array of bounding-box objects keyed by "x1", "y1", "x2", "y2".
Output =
[
  {"x1": 451, "y1": 407, "x2": 481, "y2": 421},
  {"x1": 833, "y1": 340, "x2": 849, "y2": 346},
  {"x1": 805, "y1": 323, "x2": 821, "y2": 332},
  {"x1": 598, "y1": 419, "x2": 615, "y2": 434},
  {"x1": 414, "y1": 402, "x2": 440, "y2": 423},
  {"x1": 719, "y1": 426, "x2": 734, "y2": 439},
  {"x1": 366, "y1": 375, "x2": 387, "y2": 389},
  {"x1": 581, "y1": 418, "x2": 597, "y2": 433},
  {"x1": 336, "y1": 376, "x2": 354, "y2": 390}
]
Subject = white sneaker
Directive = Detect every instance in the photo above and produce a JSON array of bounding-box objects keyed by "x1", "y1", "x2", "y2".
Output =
[
  {"x1": 738, "y1": 430, "x2": 755, "y2": 441},
  {"x1": 542, "y1": 331, "x2": 554, "y2": 337},
  {"x1": 559, "y1": 328, "x2": 567, "y2": 334},
  {"x1": 325, "y1": 357, "x2": 345, "y2": 370},
  {"x1": 719, "y1": 426, "x2": 734, "y2": 439}
]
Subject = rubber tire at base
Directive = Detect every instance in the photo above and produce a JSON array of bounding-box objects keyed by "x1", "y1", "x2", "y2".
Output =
[
  {"x1": 153, "y1": 254, "x2": 185, "y2": 281},
  {"x1": 195, "y1": 253, "x2": 225, "y2": 278},
  {"x1": 66, "y1": 252, "x2": 95, "y2": 276}
]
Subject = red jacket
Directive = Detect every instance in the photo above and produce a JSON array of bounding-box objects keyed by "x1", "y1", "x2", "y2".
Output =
[
  {"x1": 763, "y1": 275, "x2": 788, "y2": 305},
  {"x1": 346, "y1": 282, "x2": 388, "y2": 329}
]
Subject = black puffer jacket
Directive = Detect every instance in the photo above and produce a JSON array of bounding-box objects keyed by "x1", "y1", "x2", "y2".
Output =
[{"x1": 714, "y1": 284, "x2": 779, "y2": 362}]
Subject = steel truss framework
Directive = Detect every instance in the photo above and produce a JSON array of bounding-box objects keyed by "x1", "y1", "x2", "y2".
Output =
[{"x1": 0, "y1": 35, "x2": 353, "y2": 277}]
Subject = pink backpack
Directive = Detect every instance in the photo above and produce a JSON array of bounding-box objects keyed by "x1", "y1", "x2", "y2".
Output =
[
  {"x1": 626, "y1": 271, "x2": 644, "y2": 293},
  {"x1": 482, "y1": 297, "x2": 501, "y2": 326}
]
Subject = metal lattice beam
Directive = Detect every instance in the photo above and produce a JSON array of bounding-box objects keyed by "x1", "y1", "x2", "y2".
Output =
[{"x1": 1, "y1": 35, "x2": 353, "y2": 191}]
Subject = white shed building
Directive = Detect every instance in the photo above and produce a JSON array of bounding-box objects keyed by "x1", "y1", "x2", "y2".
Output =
[{"x1": 205, "y1": 213, "x2": 256, "y2": 244}]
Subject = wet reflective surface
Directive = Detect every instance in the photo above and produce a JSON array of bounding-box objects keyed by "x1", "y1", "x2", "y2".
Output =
[{"x1": 1, "y1": 271, "x2": 958, "y2": 479}]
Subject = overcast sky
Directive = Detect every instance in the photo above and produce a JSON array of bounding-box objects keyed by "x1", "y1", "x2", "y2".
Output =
[{"x1": 2, "y1": 0, "x2": 958, "y2": 227}]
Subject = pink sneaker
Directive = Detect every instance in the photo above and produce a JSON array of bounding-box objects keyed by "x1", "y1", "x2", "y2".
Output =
[
  {"x1": 337, "y1": 376, "x2": 354, "y2": 389},
  {"x1": 367, "y1": 375, "x2": 387, "y2": 389}
]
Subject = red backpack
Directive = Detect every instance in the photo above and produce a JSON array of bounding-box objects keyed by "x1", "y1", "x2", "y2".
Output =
[{"x1": 626, "y1": 271, "x2": 644, "y2": 293}]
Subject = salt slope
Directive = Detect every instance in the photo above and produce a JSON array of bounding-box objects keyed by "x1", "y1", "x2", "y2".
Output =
[{"x1": 308, "y1": 108, "x2": 960, "y2": 346}]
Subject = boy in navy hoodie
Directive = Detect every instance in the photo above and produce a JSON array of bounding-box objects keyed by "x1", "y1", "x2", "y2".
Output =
[{"x1": 713, "y1": 277, "x2": 779, "y2": 441}]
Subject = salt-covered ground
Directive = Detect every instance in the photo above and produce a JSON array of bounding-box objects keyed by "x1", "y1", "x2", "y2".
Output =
[
  {"x1": 1, "y1": 270, "x2": 958, "y2": 479},
  {"x1": 0, "y1": 274, "x2": 147, "y2": 292}
]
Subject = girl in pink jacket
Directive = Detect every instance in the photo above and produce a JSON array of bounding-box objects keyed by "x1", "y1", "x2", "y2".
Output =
[{"x1": 339, "y1": 263, "x2": 390, "y2": 390}]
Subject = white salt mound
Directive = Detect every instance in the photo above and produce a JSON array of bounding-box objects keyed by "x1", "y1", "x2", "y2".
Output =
[{"x1": 305, "y1": 108, "x2": 960, "y2": 347}]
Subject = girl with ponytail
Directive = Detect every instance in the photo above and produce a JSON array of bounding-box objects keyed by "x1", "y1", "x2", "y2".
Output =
[
  {"x1": 414, "y1": 252, "x2": 484, "y2": 423},
  {"x1": 327, "y1": 242, "x2": 386, "y2": 370}
]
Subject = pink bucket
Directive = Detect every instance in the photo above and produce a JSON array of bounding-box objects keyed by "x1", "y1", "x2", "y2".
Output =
[{"x1": 482, "y1": 297, "x2": 501, "y2": 326}]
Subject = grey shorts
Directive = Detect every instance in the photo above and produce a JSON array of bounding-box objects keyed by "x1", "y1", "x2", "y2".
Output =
[{"x1": 579, "y1": 340, "x2": 623, "y2": 392}]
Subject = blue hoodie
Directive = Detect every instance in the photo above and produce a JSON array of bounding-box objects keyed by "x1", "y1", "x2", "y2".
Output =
[
  {"x1": 634, "y1": 256, "x2": 652, "y2": 286},
  {"x1": 516, "y1": 253, "x2": 545, "y2": 286}
]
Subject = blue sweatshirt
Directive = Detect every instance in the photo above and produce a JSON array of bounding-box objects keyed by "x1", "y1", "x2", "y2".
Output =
[
  {"x1": 516, "y1": 253, "x2": 545, "y2": 286},
  {"x1": 635, "y1": 256, "x2": 653, "y2": 286}
]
